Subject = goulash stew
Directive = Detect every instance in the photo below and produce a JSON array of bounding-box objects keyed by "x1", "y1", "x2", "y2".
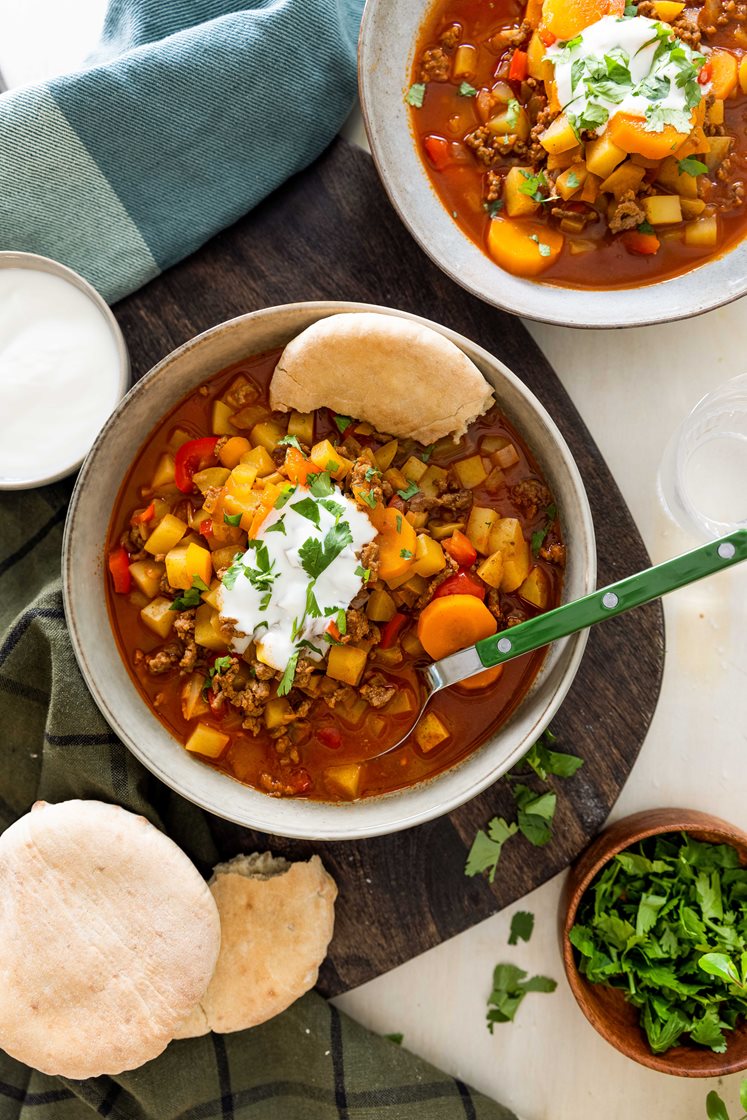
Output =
[
  {"x1": 107, "y1": 350, "x2": 564, "y2": 802},
  {"x1": 409, "y1": 0, "x2": 747, "y2": 286}
]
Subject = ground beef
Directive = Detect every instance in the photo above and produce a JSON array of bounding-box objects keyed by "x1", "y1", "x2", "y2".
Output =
[
  {"x1": 609, "y1": 190, "x2": 646, "y2": 233},
  {"x1": 322, "y1": 682, "x2": 358, "y2": 709},
  {"x1": 510, "y1": 479, "x2": 552, "y2": 519},
  {"x1": 350, "y1": 454, "x2": 388, "y2": 512},
  {"x1": 507, "y1": 609, "x2": 527, "y2": 627},
  {"x1": 292, "y1": 657, "x2": 318, "y2": 691},
  {"x1": 214, "y1": 660, "x2": 272, "y2": 719},
  {"x1": 145, "y1": 643, "x2": 182, "y2": 674},
  {"x1": 359, "y1": 540, "x2": 380, "y2": 582},
  {"x1": 173, "y1": 610, "x2": 198, "y2": 673},
  {"x1": 539, "y1": 539, "x2": 567, "y2": 567},
  {"x1": 466, "y1": 125, "x2": 524, "y2": 166},
  {"x1": 528, "y1": 107, "x2": 558, "y2": 164},
  {"x1": 439, "y1": 23, "x2": 461, "y2": 48},
  {"x1": 420, "y1": 46, "x2": 451, "y2": 82},
  {"x1": 360, "y1": 675, "x2": 397, "y2": 708},
  {"x1": 486, "y1": 169, "x2": 503, "y2": 202},
  {"x1": 721, "y1": 178, "x2": 746, "y2": 208},
  {"x1": 415, "y1": 555, "x2": 459, "y2": 610},
  {"x1": 120, "y1": 522, "x2": 148, "y2": 553},
  {"x1": 486, "y1": 588, "x2": 504, "y2": 624},
  {"x1": 489, "y1": 22, "x2": 531, "y2": 50},
  {"x1": 345, "y1": 608, "x2": 378, "y2": 644},
  {"x1": 550, "y1": 204, "x2": 598, "y2": 228}
]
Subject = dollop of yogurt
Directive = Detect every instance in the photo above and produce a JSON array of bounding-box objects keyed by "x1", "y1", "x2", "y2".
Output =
[
  {"x1": 217, "y1": 482, "x2": 377, "y2": 677},
  {"x1": 546, "y1": 14, "x2": 708, "y2": 136}
]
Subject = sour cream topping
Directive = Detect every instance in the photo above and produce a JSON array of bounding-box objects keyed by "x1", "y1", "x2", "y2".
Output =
[
  {"x1": 546, "y1": 15, "x2": 708, "y2": 137},
  {"x1": 217, "y1": 481, "x2": 377, "y2": 684}
]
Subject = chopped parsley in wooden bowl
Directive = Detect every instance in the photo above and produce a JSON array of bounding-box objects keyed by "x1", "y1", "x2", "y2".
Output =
[{"x1": 561, "y1": 808, "x2": 747, "y2": 1076}]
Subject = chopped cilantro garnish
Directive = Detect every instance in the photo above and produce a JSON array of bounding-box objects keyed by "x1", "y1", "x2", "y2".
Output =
[
  {"x1": 326, "y1": 459, "x2": 340, "y2": 473},
  {"x1": 638, "y1": 219, "x2": 655, "y2": 234},
  {"x1": 400, "y1": 548, "x2": 414, "y2": 559},
  {"x1": 277, "y1": 651, "x2": 299, "y2": 696},
  {"x1": 678, "y1": 156, "x2": 709, "y2": 177},
  {"x1": 566, "y1": 170, "x2": 580, "y2": 190},
  {"x1": 364, "y1": 465, "x2": 381, "y2": 482},
  {"x1": 333, "y1": 414, "x2": 354, "y2": 433},
  {"x1": 529, "y1": 233, "x2": 552, "y2": 257},
  {"x1": 358, "y1": 489, "x2": 378, "y2": 509},
  {"x1": 505, "y1": 98, "x2": 520, "y2": 129},
  {"x1": 355, "y1": 564, "x2": 371, "y2": 582},
  {"x1": 395, "y1": 514, "x2": 403, "y2": 533},
  {"x1": 320, "y1": 498, "x2": 346, "y2": 519},
  {"x1": 519, "y1": 169, "x2": 549, "y2": 202},
  {"x1": 486, "y1": 964, "x2": 557, "y2": 1030},
  {"x1": 291, "y1": 497, "x2": 321, "y2": 527},
  {"x1": 465, "y1": 819, "x2": 518, "y2": 883},
  {"x1": 274, "y1": 483, "x2": 296, "y2": 509},
  {"x1": 305, "y1": 582, "x2": 322, "y2": 619},
  {"x1": 202, "y1": 654, "x2": 233, "y2": 696},
  {"x1": 278, "y1": 434, "x2": 304, "y2": 452},
  {"x1": 458, "y1": 80, "x2": 477, "y2": 97},
  {"x1": 265, "y1": 519, "x2": 286, "y2": 535},
  {"x1": 645, "y1": 103, "x2": 693, "y2": 134},
  {"x1": 298, "y1": 521, "x2": 353, "y2": 580},
  {"x1": 170, "y1": 575, "x2": 210, "y2": 611},
  {"x1": 484, "y1": 199, "x2": 504, "y2": 218},
  {"x1": 405, "y1": 82, "x2": 426, "y2": 108},
  {"x1": 397, "y1": 481, "x2": 420, "y2": 501},
  {"x1": 308, "y1": 471, "x2": 335, "y2": 498},
  {"x1": 223, "y1": 512, "x2": 243, "y2": 526},
  {"x1": 420, "y1": 444, "x2": 435, "y2": 462}
]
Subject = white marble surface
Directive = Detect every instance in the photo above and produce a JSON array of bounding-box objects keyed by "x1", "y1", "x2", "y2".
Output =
[{"x1": 3, "y1": 11, "x2": 747, "y2": 1118}]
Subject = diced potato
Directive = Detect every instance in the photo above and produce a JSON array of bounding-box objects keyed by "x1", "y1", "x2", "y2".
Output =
[
  {"x1": 230, "y1": 403, "x2": 267, "y2": 430},
  {"x1": 492, "y1": 443, "x2": 519, "y2": 469},
  {"x1": 484, "y1": 465, "x2": 507, "y2": 491},
  {"x1": 480, "y1": 435, "x2": 510, "y2": 453},
  {"x1": 401, "y1": 630, "x2": 425, "y2": 658},
  {"x1": 539, "y1": 113, "x2": 578, "y2": 155},
  {"x1": 704, "y1": 136, "x2": 732, "y2": 172},
  {"x1": 556, "y1": 164, "x2": 587, "y2": 200},
  {"x1": 518, "y1": 566, "x2": 551, "y2": 609},
  {"x1": 384, "y1": 690, "x2": 416, "y2": 715},
  {"x1": 585, "y1": 133, "x2": 627, "y2": 179},
  {"x1": 466, "y1": 506, "x2": 499, "y2": 555},
  {"x1": 218, "y1": 436, "x2": 251, "y2": 469},
  {"x1": 656, "y1": 156, "x2": 698, "y2": 199},
  {"x1": 488, "y1": 517, "x2": 531, "y2": 589},
  {"x1": 144, "y1": 513, "x2": 188, "y2": 555},
  {"x1": 454, "y1": 455, "x2": 488, "y2": 489},
  {"x1": 412, "y1": 534, "x2": 446, "y2": 577},
  {"x1": 193, "y1": 466, "x2": 231, "y2": 494},
  {"x1": 168, "y1": 427, "x2": 192, "y2": 453},
  {"x1": 186, "y1": 542, "x2": 212, "y2": 587},
  {"x1": 239, "y1": 445, "x2": 275, "y2": 476},
  {"x1": 642, "y1": 194, "x2": 683, "y2": 225},
  {"x1": 374, "y1": 439, "x2": 399, "y2": 471},
  {"x1": 327, "y1": 646, "x2": 368, "y2": 687},
  {"x1": 488, "y1": 516, "x2": 524, "y2": 555},
  {"x1": 652, "y1": 0, "x2": 684, "y2": 17},
  {"x1": 151, "y1": 453, "x2": 175, "y2": 490},
  {"x1": 684, "y1": 214, "x2": 719, "y2": 247},
  {"x1": 185, "y1": 722, "x2": 229, "y2": 758},
  {"x1": 527, "y1": 29, "x2": 548, "y2": 79},
  {"x1": 324, "y1": 763, "x2": 361, "y2": 800},
  {"x1": 404, "y1": 572, "x2": 428, "y2": 596},
  {"x1": 211, "y1": 400, "x2": 236, "y2": 436},
  {"x1": 140, "y1": 596, "x2": 176, "y2": 639},
  {"x1": 250, "y1": 420, "x2": 286, "y2": 453},
  {"x1": 384, "y1": 467, "x2": 408, "y2": 492},
  {"x1": 419, "y1": 464, "x2": 449, "y2": 498},
  {"x1": 181, "y1": 673, "x2": 210, "y2": 721},
  {"x1": 201, "y1": 579, "x2": 223, "y2": 611},
  {"x1": 414, "y1": 712, "x2": 450, "y2": 753},
  {"x1": 211, "y1": 544, "x2": 242, "y2": 571},
  {"x1": 406, "y1": 511, "x2": 429, "y2": 530},
  {"x1": 630, "y1": 153, "x2": 661, "y2": 169},
  {"x1": 504, "y1": 166, "x2": 541, "y2": 217},
  {"x1": 547, "y1": 145, "x2": 583, "y2": 171},
  {"x1": 673, "y1": 126, "x2": 710, "y2": 160},
  {"x1": 129, "y1": 559, "x2": 164, "y2": 599},
  {"x1": 476, "y1": 549, "x2": 504, "y2": 589},
  {"x1": 223, "y1": 463, "x2": 259, "y2": 516},
  {"x1": 194, "y1": 603, "x2": 228, "y2": 652},
  {"x1": 525, "y1": 0, "x2": 543, "y2": 27},
  {"x1": 453, "y1": 42, "x2": 477, "y2": 77},
  {"x1": 429, "y1": 520, "x2": 466, "y2": 541},
  {"x1": 401, "y1": 455, "x2": 428, "y2": 483},
  {"x1": 165, "y1": 544, "x2": 189, "y2": 589},
  {"x1": 580, "y1": 172, "x2": 601, "y2": 204},
  {"x1": 487, "y1": 106, "x2": 530, "y2": 142},
  {"x1": 709, "y1": 48, "x2": 738, "y2": 99},
  {"x1": 310, "y1": 439, "x2": 352, "y2": 479},
  {"x1": 337, "y1": 698, "x2": 369, "y2": 727},
  {"x1": 681, "y1": 198, "x2": 707, "y2": 219},
  {"x1": 287, "y1": 410, "x2": 314, "y2": 445},
  {"x1": 366, "y1": 588, "x2": 397, "y2": 622},
  {"x1": 264, "y1": 697, "x2": 293, "y2": 729},
  {"x1": 708, "y1": 98, "x2": 725, "y2": 127},
  {"x1": 599, "y1": 161, "x2": 645, "y2": 200},
  {"x1": 740, "y1": 55, "x2": 747, "y2": 95}
]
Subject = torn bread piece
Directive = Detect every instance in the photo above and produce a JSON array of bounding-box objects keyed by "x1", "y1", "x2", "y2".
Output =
[
  {"x1": 173, "y1": 853, "x2": 337, "y2": 1037},
  {"x1": 0, "y1": 800, "x2": 220, "y2": 1079},
  {"x1": 270, "y1": 312, "x2": 494, "y2": 445}
]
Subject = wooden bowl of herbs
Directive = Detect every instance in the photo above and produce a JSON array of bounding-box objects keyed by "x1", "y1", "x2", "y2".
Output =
[{"x1": 561, "y1": 808, "x2": 747, "y2": 1077}]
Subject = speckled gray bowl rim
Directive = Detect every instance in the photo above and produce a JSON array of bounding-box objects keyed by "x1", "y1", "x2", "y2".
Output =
[
  {"x1": 0, "y1": 251, "x2": 130, "y2": 489},
  {"x1": 358, "y1": 0, "x2": 747, "y2": 329},
  {"x1": 63, "y1": 300, "x2": 595, "y2": 840}
]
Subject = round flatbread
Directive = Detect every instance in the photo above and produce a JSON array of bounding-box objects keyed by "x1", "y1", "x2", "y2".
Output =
[
  {"x1": 173, "y1": 852, "x2": 337, "y2": 1038},
  {"x1": 269, "y1": 312, "x2": 494, "y2": 445},
  {"x1": 0, "y1": 800, "x2": 220, "y2": 1078}
]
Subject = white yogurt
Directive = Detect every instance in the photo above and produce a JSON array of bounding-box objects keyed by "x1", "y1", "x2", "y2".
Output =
[
  {"x1": 0, "y1": 268, "x2": 124, "y2": 484},
  {"x1": 218, "y1": 482, "x2": 377, "y2": 677},
  {"x1": 547, "y1": 15, "x2": 708, "y2": 137}
]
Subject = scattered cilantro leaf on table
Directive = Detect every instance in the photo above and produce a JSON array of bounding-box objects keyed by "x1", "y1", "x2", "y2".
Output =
[
  {"x1": 465, "y1": 819, "x2": 518, "y2": 883},
  {"x1": 384, "y1": 1033, "x2": 404, "y2": 1045},
  {"x1": 486, "y1": 963, "x2": 557, "y2": 1031},
  {"x1": 508, "y1": 911, "x2": 535, "y2": 946},
  {"x1": 705, "y1": 1079, "x2": 747, "y2": 1120}
]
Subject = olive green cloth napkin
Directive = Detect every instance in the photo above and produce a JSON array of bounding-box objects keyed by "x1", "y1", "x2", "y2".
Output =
[{"x1": 0, "y1": 481, "x2": 516, "y2": 1119}]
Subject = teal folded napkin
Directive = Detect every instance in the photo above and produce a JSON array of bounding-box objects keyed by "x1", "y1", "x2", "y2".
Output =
[{"x1": 0, "y1": 0, "x2": 362, "y2": 303}]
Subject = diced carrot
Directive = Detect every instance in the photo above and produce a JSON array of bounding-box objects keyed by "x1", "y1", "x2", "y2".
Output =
[
  {"x1": 487, "y1": 216, "x2": 564, "y2": 278},
  {"x1": 423, "y1": 135, "x2": 451, "y2": 171},
  {"x1": 509, "y1": 49, "x2": 529, "y2": 82},
  {"x1": 608, "y1": 111, "x2": 693, "y2": 160},
  {"x1": 132, "y1": 501, "x2": 155, "y2": 525},
  {"x1": 539, "y1": 28, "x2": 557, "y2": 46},
  {"x1": 540, "y1": 0, "x2": 623, "y2": 41},
  {"x1": 417, "y1": 594, "x2": 497, "y2": 661},
  {"x1": 708, "y1": 49, "x2": 738, "y2": 99},
  {"x1": 621, "y1": 231, "x2": 661, "y2": 256},
  {"x1": 218, "y1": 436, "x2": 251, "y2": 469},
  {"x1": 248, "y1": 494, "x2": 277, "y2": 538},
  {"x1": 284, "y1": 446, "x2": 316, "y2": 486},
  {"x1": 457, "y1": 663, "x2": 505, "y2": 691},
  {"x1": 378, "y1": 507, "x2": 417, "y2": 582}
]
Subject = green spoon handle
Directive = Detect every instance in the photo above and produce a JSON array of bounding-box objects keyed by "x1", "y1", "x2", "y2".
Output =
[{"x1": 476, "y1": 528, "x2": 747, "y2": 669}]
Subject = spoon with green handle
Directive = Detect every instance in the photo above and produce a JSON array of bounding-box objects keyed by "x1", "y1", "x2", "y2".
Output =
[{"x1": 374, "y1": 528, "x2": 747, "y2": 757}]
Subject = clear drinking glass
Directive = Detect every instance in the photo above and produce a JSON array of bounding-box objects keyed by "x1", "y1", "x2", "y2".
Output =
[{"x1": 658, "y1": 373, "x2": 747, "y2": 541}]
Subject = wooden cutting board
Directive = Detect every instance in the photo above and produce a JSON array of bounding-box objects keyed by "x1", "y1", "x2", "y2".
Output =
[{"x1": 114, "y1": 138, "x2": 665, "y2": 997}]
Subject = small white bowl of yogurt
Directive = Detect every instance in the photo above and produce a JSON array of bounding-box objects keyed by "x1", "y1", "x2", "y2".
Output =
[{"x1": 0, "y1": 252, "x2": 129, "y2": 489}]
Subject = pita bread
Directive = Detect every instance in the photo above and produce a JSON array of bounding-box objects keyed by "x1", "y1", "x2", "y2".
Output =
[
  {"x1": 0, "y1": 800, "x2": 220, "y2": 1078},
  {"x1": 173, "y1": 852, "x2": 336, "y2": 1038},
  {"x1": 270, "y1": 312, "x2": 494, "y2": 444}
]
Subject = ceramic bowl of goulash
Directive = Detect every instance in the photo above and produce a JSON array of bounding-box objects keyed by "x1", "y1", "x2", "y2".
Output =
[
  {"x1": 359, "y1": 0, "x2": 747, "y2": 327},
  {"x1": 63, "y1": 301, "x2": 595, "y2": 840}
]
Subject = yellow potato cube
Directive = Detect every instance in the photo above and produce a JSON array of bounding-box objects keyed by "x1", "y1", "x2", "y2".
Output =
[
  {"x1": 287, "y1": 410, "x2": 314, "y2": 445},
  {"x1": 454, "y1": 455, "x2": 488, "y2": 489},
  {"x1": 556, "y1": 164, "x2": 587, "y2": 200},
  {"x1": 412, "y1": 534, "x2": 446, "y2": 578},
  {"x1": 144, "y1": 513, "x2": 188, "y2": 555},
  {"x1": 366, "y1": 588, "x2": 397, "y2": 622},
  {"x1": 684, "y1": 214, "x2": 719, "y2": 247},
  {"x1": 539, "y1": 113, "x2": 578, "y2": 155},
  {"x1": 504, "y1": 166, "x2": 541, "y2": 218},
  {"x1": 488, "y1": 516, "x2": 525, "y2": 556},
  {"x1": 429, "y1": 520, "x2": 466, "y2": 541},
  {"x1": 194, "y1": 604, "x2": 228, "y2": 652},
  {"x1": 374, "y1": 439, "x2": 399, "y2": 471},
  {"x1": 680, "y1": 198, "x2": 707, "y2": 219},
  {"x1": 599, "y1": 161, "x2": 646, "y2": 200},
  {"x1": 201, "y1": 580, "x2": 223, "y2": 610},
  {"x1": 264, "y1": 697, "x2": 293, "y2": 730},
  {"x1": 414, "y1": 712, "x2": 450, "y2": 753},
  {"x1": 476, "y1": 549, "x2": 504, "y2": 589},
  {"x1": 740, "y1": 55, "x2": 747, "y2": 94},
  {"x1": 326, "y1": 645, "x2": 368, "y2": 686},
  {"x1": 211, "y1": 545, "x2": 243, "y2": 571},
  {"x1": 185, "y1": 722, "x2": 229, "y2": 758},
  {"x1": 230, "y1": 403, "x2": 267, "y2": 430},
  {"x1": 140, "y1": 596, "x2": 176, "y2": 639},
  {"x1": 402, "y1": 455, "x2": 428, "y2": 483},
  {"x1": 129, "y1": 559, "x2": 164, "y2": 599},
  {"x1": 704, "y1": 136, "x2": 732, "y2": 172},
  {"x1": 218, "y1": 436, "x2": 252, "y2": 469},
  {"x1": 164, "y1": 542, "x2": 212, "y2": 590},
  {"x1": 250, "y1": 420, "x2": 286, "y2": 453},
  {"x1": 181, "y1": 673, "x2": 210, "y2": 721},
  {"x1": 453, "y1": 42, "x2": 477, "y2": 77},
  {"x1": 239, "y1": 445, "x2": 276, "y2": 476},
  {"x1": 708, "y1": 99, "x2": 725, "y2": 126},
  {"x1": 518, "y1": 566, "x2": 551, "y2": 609},
  {"x1": 211, "y1": 399, "x2": 236, "y2": 436},
  {"x1": 324, "y1": 763, "x2": 361, "y2": 800},
  {"x1": 527, "y1": 29, "x2": 548, "y2": 80},
  {"x1": 419, "y1": 464, "x2": 449, "y2": 498},
  {"x1": 642, "y1": 194, "x2": 683, "y2": 226},
  {"x1": 655, "y1": 157, "x2": 698, "y2": 199},
  {"x1": 585, "y1": 133, "x2": 626, "y2": 178},
  {"x1": 310, "y1": 439, "x2": 352, "y2": 479},
  {"x1": 652, "y1": 0, "x2": 684, "y2": 17},
  {"x1": 151, "y1": 453, "x2": 175, "y2": 490},
  {"x1": 193, "y1": 466, "x2": 231, "y2": 494},
  {"x1": 186, "y1": 542, "x2": 212, "y2": 587},
  {"x1": 466, "y1": 506, "x2": 499, "y2": 555},
  {"x1": 225, "y1": 461, "x2": 259, "y2": 499},
  {"x1": 488, "y1": 517, "x2": 531, "y2": 589}
]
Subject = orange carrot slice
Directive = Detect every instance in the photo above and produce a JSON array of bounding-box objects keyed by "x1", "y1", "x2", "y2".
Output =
[
  {"x1": 608, "y1": 112, "x2": 693, "y2": 160},
  {"x1": 417, "y1": 594, "x2": 497, "y2": 660},
  {"x1": 378, "y1": 507, "x2": 417, "y2": 582}
]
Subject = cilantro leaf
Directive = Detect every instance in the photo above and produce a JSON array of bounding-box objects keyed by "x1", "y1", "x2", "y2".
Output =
[
  {"x1": 223, "y1": 512, "x2": 243, "y2": 526},
  {"x1": 275, "y1": 483, "x2": 296, "y2": 509},
  {"x1": 465, "y1": 818, "x2": 519, "y2": 883},
  {"x1": 484, "y1": 199, "x2": 504, "y2": 218},
  {"x1": 299, "y1": 521, "x2": 353, "y2": 580},
  {"x1": 705, "y1": 1092, "x2": 730, "y2": 1120},
  {"x1": 355, "y1": 564, "x2": 371, "y2": 582},
  {"x1": 508, "y1": 911, "x2": 535, "y2": 946},
  {"x1": 308, "y1": 471, "x2": 335, "y2": 498},
  {"x1": 397, "y1": 481, "x2": 420, "y2": 501},
  {"x1": 277, "y1": 651, "x2": 299, "y2": 696},
  {"x1": 486, "y1": 963, "x2": 557, "y2": 1030},
  {"x1": 505, "y1": 98, "x2": 520, "y2": 129},
  {"x1": 405, "y1": 82, "x2": 426, "y2": 108},
  {"x1": 291, "y1": 497, "x2": 321, "y2": 527},
  {"x1": 514, "y1": 784, "x2": 557, "y2": 846},
  {"x1": 678, "y1": 156, "x2": 709, "y2": 177},
  {"x1": 333, "y1": 414, "x2": 354, "y2": 433},
  {"x1": 169, "y1": 574, "x2": 210, "y2": 611},
  {"x1": 458, "y1": 81, "x2": 477, "y2": 97},
  {"x1": 265, "y1": 519, "x2": 286, "y2": 535},
  {"x1": 385, "y1": 1033, "x2": 404, "y2": 1045},
  {"x1": 278, "y1": 434, "x2": 303, "y2": 452}
]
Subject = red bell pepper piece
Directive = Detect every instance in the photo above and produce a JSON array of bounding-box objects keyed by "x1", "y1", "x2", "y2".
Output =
[
  {"x1": 200, "y1": 518, "x2": 214, "y2": 537},
  {"x1": 286, "y1": 767, "x2": 312, "y2": 795},
  {"x1": 423, "y1": 135, "x2": 451, "y2": 171},
  {"x1": 108, "y1": 547, "x2": 132, "y2": 594},
  {"x1": 132, "y1": 500, "x2": 155, "y2": 525},
  {"x1": 380, "y1": 612, "x2": 407, "y2": 649},
  {"x1": 433, "y1": 572, "x2": 486, "y2": 601},
  {"x1": 443, "y1": 529, "x2": 478, "y2": 567},
  {"x1": 539, "y1": 28, "x2": 556, "y2": 46},
  {"x1": 318, "y1": 726, "x2": 343, "y2": 750},
  {"x1": 621, "y1": 231, "x2": 660, "y2": 256},
  {"x1": 698, "y1": 60, "x2": 712, "y2": 84},
  {"x1": 509, "y1": 49, "x2": 529, "y2": 81},
  {"x1": 174, "y1": 437, "x2": 220, "y2": 493}
]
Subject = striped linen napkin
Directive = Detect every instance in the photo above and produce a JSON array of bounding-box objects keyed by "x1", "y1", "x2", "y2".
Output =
[{"x1": 0, "y1": 0, "x2": 363, "y2": 303}]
